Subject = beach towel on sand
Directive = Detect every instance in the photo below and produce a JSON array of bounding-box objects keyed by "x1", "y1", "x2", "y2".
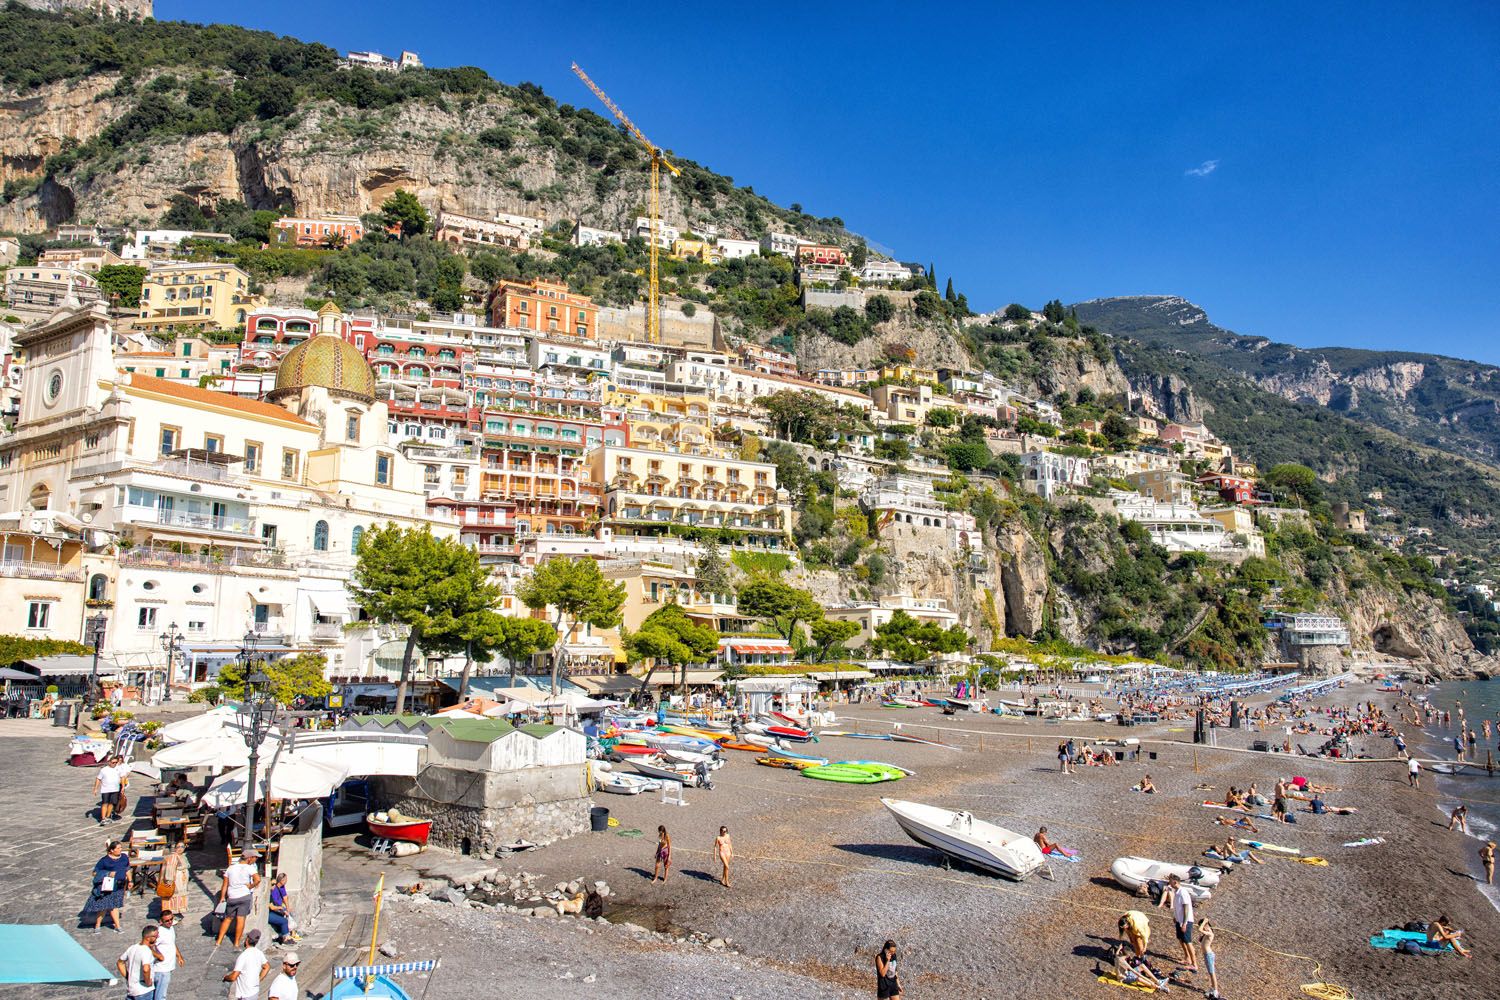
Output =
[
  {"x1": 1046, "y1": 846, "x2": 1081, "y2": 862},
  {"x1": 1096, "y1": 972, "x2": 1159, "y2": 992},
  {"x1": 1369, "y1": 930, "x2": 1451, "y2": 952}
]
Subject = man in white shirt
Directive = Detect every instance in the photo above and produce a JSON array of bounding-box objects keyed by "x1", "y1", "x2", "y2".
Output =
[
  {"x1": 216, "y1": 850, "x2": 262, "y2": 948},
  {"x1": 150, "y1": 910, "x2": 184, "y2": 1000},
  {"x1": 1158, "y1": 873, "x2": 1198, "y2": 971},
  {"x1": 266, "y1": 951, "x2": 300, "y2": 1000},
  {"x1": 116, "y1": 924, "x2": 159, "y2": 999},
  {"x1": 223, "y1": 928, "x2": 269, "y2": 999},
  {"x1": 94, "y1": 756, "x2": 125, "y2": 824},
  {"x1": 1408, "y1": 756, "x2": 1422, "y2": 788}
]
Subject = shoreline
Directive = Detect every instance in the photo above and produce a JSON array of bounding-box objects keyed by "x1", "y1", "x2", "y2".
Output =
[{"x1": 360, "y1": 679, "x2": 1495, "y2": 999}]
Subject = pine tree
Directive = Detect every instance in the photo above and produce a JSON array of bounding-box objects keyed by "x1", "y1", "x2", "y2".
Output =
[{"x1": 945, "y1": 277, "x2": 956, "y2": 302}]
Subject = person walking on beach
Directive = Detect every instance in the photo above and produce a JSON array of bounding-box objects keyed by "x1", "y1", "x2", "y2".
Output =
[
  {"x1": 651, "y1": 826, "x2": 671, "y2": 883},
  {"x1": 84, "y1": 840, "x2": 131, "y2": 934},
  {"x1": 215, "y1": 849, "x2": 261, "y2": 948},
  {"x1": 1481, "y1": 842, "x2": 1496, "y2": 885},
  {"x1": 1158, "y1": 874, "x2": 1197, "y2": 973},
  {"x1": 1408, "y1": 756, "x2": 1421, "y2": 788},
  {"x1": 1058, "y1": 741, "x2": 1072, "y2": 774},
  {"x1": 149, "y1": 910, "x2": 183, "y2": 1000},
  {"x1": 117, "y1": 923, "x2": 158, "y2": 999},
  {"x1": 875, "y1": 940, "x2": 902, "y2": 999},
  {"x1": 223, "y1": 929, "x2": 269, "y2": 997},
  {"x1": 714, "y1": 826, "x2": 733, "y2": 888},
  {"x1": 1448, "y1": 804, "x2": 1469, "y2": 834}
]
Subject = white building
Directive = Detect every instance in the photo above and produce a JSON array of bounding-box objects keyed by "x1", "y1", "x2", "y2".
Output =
[
  {"x1": 435, "y1": 211, "x2": 531, "y2": 251},
  {"x1": 666, "y1": 361, "x2": 875, "y2": 414},
  {"x1": 860, "y1": 259, "x2": 912, "y2": 284},
  {"x1": 1020, "y1": 451, "x2": 1091, "y2": 499},
  {"x1": 528, "y1": 337, "x2": 610, "y2": 376},
  {"x1": 120, "y1": 229, "x2": 234, "y2": 261},
  {"x1": 715, "y1": 237, "x2": 760, "y2": 260},
  {"x1": 632, "y1": 217, "x2": 681, "y2": 248},
  {"x1": 823, "y1": 594, "x2": 959, "y2": 648},
  {"x1": 572, "y1": 223, "x2": 623, "y2": 248},
  {"x1": 342, "y1": 49, "x2": 422, "y2": 72},
  {"x1": 1110, "y1": 491, "x2": 1253, "y2": 559},
  {"x1": 760, "y1": 232, "x2": 805, "y2": 256},
  {"x1": 864, "y1": 475, "x2": 977, "y2": 535}
]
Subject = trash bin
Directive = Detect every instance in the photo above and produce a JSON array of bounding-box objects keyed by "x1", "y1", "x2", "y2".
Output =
[
  {"x1": 589, "y1": 806, "x2": 610, "y2": 833},
  {"x1": 52, "y1": 701, "x2": 76, "y2": 728}
]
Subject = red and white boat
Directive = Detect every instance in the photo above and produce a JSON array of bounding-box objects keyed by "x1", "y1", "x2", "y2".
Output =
[{"x1": 366, "y1": 812, "x2": 433, "y2": 846}]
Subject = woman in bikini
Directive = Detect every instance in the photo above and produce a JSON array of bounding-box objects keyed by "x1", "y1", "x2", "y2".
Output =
[{"x1": 651, "y1": 825, "x2": 671, "y2": 883}]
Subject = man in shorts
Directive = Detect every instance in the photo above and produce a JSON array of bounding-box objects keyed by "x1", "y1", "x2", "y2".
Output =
[
  {"x1": 215, "y1": 849, "x2": 261, "y2": 948},
  {"x1": 94, "y1": 755, "x2": 126, "y2": 824},
  {"x1": 1157, "y1": 873, "x2": 1198, "y2": 973}
]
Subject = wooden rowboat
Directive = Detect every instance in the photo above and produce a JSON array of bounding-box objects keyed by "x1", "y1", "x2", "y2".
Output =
[{"x1": 366, "y1": 813, "x2": 433, "y2": 846}]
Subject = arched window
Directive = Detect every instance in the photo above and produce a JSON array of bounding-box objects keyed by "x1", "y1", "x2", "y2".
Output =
[
  {"x1": 88, "y1": 573, "x2": 108, "y2": 602},
  {"x1": 351, "y1": 525, "x2": 365, "y2": 552},
  {"x1": 313, "y1": 520, "x2": 329, "y2": 551}
]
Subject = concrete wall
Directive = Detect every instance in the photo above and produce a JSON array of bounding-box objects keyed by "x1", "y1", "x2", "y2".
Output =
[
  {"x1": 373, "y1": 762, "x2": 590, "y2": 857},
  {"x1": 596, "y1": 305, "x2": 717, "y2": 349},
  {"x1": 802, "y1": 289, "x2": 866, "y2": 311},
  {"x1": 275, "y1": 804, "x2": 324, "y2": 931}
]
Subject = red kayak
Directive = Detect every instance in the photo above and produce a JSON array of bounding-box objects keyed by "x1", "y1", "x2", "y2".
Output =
[
  {"x1": 610, "y1": 743, "x2": 657, "y2": 757},
  {"x1": 367, "y1": 813, "x2": 432, "y2": 846},
  {"x1": 765, "y1": 725, "x2": 813, "y2": 742}
]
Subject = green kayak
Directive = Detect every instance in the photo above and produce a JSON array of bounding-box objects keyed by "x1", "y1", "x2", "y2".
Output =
[{"x1": 802, "y1": 762, "x2": 904, "y2": 783}]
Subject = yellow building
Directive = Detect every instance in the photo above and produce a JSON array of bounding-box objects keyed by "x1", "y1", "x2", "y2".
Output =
[
  {"x1": 879, "y1": 364, "x2": 939, "y2": 384},
  {"x1": 601, "y1": 387, "x2": 715, "y2": 452},
  {"x1": 586, "y1": 443, "x2": 791, "y2": 549},
  {"x1": 136, "y1": 262, "x2": 262, "y2": 333},
  {"x1": 670, "y1": 238, "x2": 719, "y2": 264},
  {"x1": 1126, "y1": 469, "x2": 1193, "y2": 504}
]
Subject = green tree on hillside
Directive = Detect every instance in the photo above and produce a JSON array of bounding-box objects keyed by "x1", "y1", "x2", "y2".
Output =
[
  {"x1": 517, "y1": 557, "x2": 627, "y2": 694},
  {"x1": 694, "y1": 540, "x2": 736, "y2": 600},
  {"x1": 95, "y1": 265, "x2": 147, "y2": 309},
  {"x1": 380, "y1": 189, "x2": 429, "y2": 239},
  {"x1": 1265, "y1": 463, "x2": 1322, "y2": 506},
  {"x1": 349, "y1": 525, "x2": 502, "y2": 713},
  {"x1": 866, "y1": 294, "x2": 895, "y2": 324},
  {"x1": 736, "y1": 579, "x2": 823, "y2": 643},
  {"x1": 625, "y1": 604, "x2": 721, "y2": 696}
]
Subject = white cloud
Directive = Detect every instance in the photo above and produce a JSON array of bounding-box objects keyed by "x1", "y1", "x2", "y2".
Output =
[{"x1": 1184, "y1": 159, "x2": 1220, "y2": 178}]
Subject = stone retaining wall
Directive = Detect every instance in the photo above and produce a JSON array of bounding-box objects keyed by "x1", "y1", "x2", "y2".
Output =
[{"x1": 373, "y1": 763, "x2": 591, "y2": 857}]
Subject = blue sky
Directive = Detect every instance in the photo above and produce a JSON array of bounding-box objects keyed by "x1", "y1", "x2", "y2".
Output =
[{"x1": 162, "y1": 2, "x2": 1500, "y2": 362}]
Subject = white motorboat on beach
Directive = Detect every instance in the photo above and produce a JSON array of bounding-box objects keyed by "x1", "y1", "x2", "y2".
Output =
[
  {"x1": 660, "y1": 747, "x2": 724, "y2": 769},
  {"x1": 881, "y1": 799, "x2": 1046, "y2": 881},
  {"x1": 1110, "y1": 856, "x2": 1218, "y2": 901},
  {"x1": 597, "y1": 771, "x2": 663, "y2": 795},
  {"x1": 629, "y1": 757, "x2": 703, "y2": 786}
]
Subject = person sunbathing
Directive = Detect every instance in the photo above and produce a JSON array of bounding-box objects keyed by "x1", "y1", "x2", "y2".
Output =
[
  {"x1": 1206, "y1": 836, "x2": 1264, "y2": 865},
  {"x1": 1135, "y1": 774, "x2": 1157, "y2": 794},
  {"x1": 1245, "y1": 784, "x2": 1268, "y2": 807},
  {"x1": 1034, "y1": 826, "x2": 1059, "y2": 854},
  {"x1": 1214, "y1": 815, "x2": 1259, "y2": 833},
  {"x1": 1428, "y1": 916, "x2": 1471, "y2": 958},
  {"x1": 1107, "y1": 942, "x2": 1171, "y2": 991}
]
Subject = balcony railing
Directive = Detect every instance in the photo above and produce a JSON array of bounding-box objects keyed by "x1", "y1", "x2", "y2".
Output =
[
  {"x1": 155, "y1": 508, "x2": 255, "y2": 534},
  {"x1": 0, "y1": 560, "x2": 85, "y2": 582},
  {"x1": 310, "y1": 622, "x2": 344, "y2": 641}
]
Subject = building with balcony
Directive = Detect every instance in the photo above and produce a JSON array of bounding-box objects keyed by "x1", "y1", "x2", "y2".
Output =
[
  {"x1": 871, "y1": 381, "x2": 933, "y2": 425},
  {"x1": 270, "y1": 214, "x2": 365, "y2": 248},
  {"x1": 863, "y1": 475, "x2": 977, "y2": 536},
  {"x1": 795, "y1": 244, "x2": 849, "y2": 268},
  {"x1": 435, "y1": 210, "x2": 532, "y2": 252},
  {"x1": 1126, "y1": 468, "x2": 1193, "y2": 504},
  {"x1": 119, "y1": 229, "x2": 234, "y2": 261},
  {"x1": 759, "y1": 232, "x2": 805, "y2": 257},
  {"x1": 632, "y1": 217, "x2": 681, "y2": 248},
  {"x1": 3, "y1": 265, "x2": 101, "y2": 324},
  {"x1": 823, "y1": 594, "x2": 959, "y2": 649},
  {"x1": 572, "y1": 222, "x2": 623, "y2": 247},
  {"x1": 488, "y1": 278, "x2": 598, "y2": 339},
  {"x1": 0, "y1": 303, "x2": 452, "y2": 682},
  {"x1": 1266, "y1": 612, "x2": 1350, "y2": 648},
  {"x1": 1109, "y1": 492, "x2": 1255, "y2": 559},
  {"x1": 136, "y1": 262, "x2": 261, "y2": 333},
  {"x1": 715, "y1": 237, "x2": 759, "y2": 260},
  {"x1": 859, "y1": 259, "x2": 912, "y2": 284},
  {"x1": 36, "y1": 246, "x2": 124, "y2": 275},
  {"x1": 528, "y1": 337, "x2": 610, "y2": 375},
  {"x1": 587, "y1": 443, "x2": 792, "y2": 550},
  {"x1": 670, "y1": 238, "x2": 718, "y2": 263},
  {"x1": 1020, "y1": 451, "x2": 1091, "y2": 500}
]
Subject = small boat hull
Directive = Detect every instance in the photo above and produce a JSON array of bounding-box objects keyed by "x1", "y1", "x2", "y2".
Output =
[
  {"x1": 1110, "y1": 856, "x2": 1217, "y2": 901},
  {"x1": 332, "y1": 975, "x2": 412, "y2": 1000},
  {"x1": 366, "y1": 815, "x2": 432, "y2": 846},
  {"x1": 882, "y1": 798, "x2": 1044, "y2": 881}
]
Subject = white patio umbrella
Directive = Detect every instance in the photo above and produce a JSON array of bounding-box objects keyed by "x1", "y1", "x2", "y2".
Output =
[
  {"x1": 157, "y1": 706, "x2": 246, "y2": 744},
  {"x1": 201, "y1": 754, "x2": 349, "y2": 808},
  {"x1": 151, "y1": 733, "x2": 275, "y2": 771}
]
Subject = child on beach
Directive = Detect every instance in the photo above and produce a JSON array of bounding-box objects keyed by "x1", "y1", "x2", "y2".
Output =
[{"x1": 1199, "y1": 918, "x2": 1222, "y2": 999}]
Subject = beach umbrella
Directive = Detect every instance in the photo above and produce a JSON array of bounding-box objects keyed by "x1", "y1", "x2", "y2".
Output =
[
  {"x1": 151, "y1": 733, "x2": 274, "y2": 771},
  {"x1": 201, "y1": 755, "x2": 349, "y2": 808},
  {"x1": 158, "y1": 706, "x2": 246, "y2": 744}
]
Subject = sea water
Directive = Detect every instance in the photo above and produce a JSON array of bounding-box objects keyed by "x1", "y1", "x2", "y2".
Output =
[{"x1": 1422, "y1": 680, "x2": 1500, "y2": 910}]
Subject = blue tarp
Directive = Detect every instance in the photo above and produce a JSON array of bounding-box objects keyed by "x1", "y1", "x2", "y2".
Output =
[{"x1": 0, "y1": 924, "x2": 115, "y2": 985}]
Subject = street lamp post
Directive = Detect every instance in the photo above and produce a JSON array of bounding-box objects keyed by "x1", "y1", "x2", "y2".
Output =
[
  {"x1": 158, "y1": 622, "x2": 184, "y2": 704},
  {"x1": 85, "y1": 612, "x2": 109, "y2": 706},
  {"x1": 238, "y1": 629, "x2": 274, "y2": 853}
]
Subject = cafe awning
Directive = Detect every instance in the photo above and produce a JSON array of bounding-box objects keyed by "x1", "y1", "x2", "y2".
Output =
[
  {"x1": 805, "y1": 670, "x2": 874, "y2": 682},
  {"x1": 16, "y1": 655, "x2": 119, "y2": 677},
  {"x1": 571, "y1": 674, "x2": 641, "y2": 695},
  {"x1": 306, "y1": 590, "x2": 350, "y2": 618},
  {"x1": 645, "y1": 669, "x2": 724, "y2": 687}
]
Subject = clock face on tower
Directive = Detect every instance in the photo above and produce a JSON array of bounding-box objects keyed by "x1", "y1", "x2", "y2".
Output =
[{"x1": 45, "y1": 370, "x2": 63, "y2": 405}]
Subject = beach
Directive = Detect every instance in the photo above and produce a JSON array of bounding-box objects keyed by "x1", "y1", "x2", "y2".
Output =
[{"x1": 356, "y1": 681, "x2": 1497, "y2": 999}]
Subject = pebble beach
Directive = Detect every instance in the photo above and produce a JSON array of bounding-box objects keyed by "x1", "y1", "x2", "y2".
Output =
[{"x1": 364, "y1": 681, "x2": 1498, "y2": 1000}]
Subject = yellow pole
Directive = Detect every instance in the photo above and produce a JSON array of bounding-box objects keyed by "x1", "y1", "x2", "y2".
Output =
[
  {"x1": 365, "y1": 873, "x2": 385, "y2": 994},
  {"x1": 648, "y1": 155, "x2": 661, "y2": 344}
]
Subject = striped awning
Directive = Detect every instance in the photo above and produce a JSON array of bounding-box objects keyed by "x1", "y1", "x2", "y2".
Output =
[{"x1": 333, "y1": 959, "x2": 440, "y2": 979}]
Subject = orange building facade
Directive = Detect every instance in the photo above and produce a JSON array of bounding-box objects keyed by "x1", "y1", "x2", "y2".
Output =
[{"x1": 487, "y1": 278, "x2": 598, "y2": 340}]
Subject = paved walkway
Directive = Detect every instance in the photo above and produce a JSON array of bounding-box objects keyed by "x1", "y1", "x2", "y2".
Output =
[{"x1": 0, "y1": 721, "x2": 361, "y2": 997}]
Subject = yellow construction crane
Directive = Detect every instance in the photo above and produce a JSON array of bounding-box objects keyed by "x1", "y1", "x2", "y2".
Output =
[{"x1": 571, "y1": 62, "x2": 680, "y2": 344}]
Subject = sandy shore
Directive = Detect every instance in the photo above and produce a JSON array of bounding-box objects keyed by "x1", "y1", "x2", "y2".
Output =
[{"x1": 364, "y1": 682, "x2": 1495, "y2": 999}]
